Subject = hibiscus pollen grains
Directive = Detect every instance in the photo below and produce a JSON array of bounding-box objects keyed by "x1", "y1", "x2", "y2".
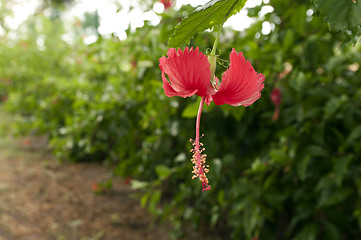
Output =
[{"x1": 190, "y1": 138, "x2": 211, "y2": 191}]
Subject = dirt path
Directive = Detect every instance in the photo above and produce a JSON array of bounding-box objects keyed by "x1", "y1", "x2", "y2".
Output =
[
  {"x1": 0, "y1": 107, "x2": 223, "y2": 240},
  {"x1": 0, "y1": 134, "x2": 174, "y2": 240},
  {"x1": 0, "y1": 107, "x2": 175, "y2": 240}
]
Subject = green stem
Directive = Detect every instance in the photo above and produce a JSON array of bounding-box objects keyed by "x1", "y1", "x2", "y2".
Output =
[
  {"x1": 194, "y1": 96, "x2": 210, "y2": 191},
  {"x1": 210, "y1": 27, "x2": 221, "y2": 56},
  {"x1": 195, "y1": 96, "x2": 205, "y2": 146},
  {"x1": 210, "y1": 0, "x2": 239, "y2": 56},
  {"x1": 208, "y1": 26, "x2": 221, "y2": 85}
]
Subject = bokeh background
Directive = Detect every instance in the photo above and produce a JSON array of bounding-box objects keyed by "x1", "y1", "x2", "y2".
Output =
[{"x1": 0, "y1": 0, "x2": 361, "y2": 239}]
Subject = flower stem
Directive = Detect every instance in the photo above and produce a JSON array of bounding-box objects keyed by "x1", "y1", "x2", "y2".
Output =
[
  {"x1": 195, "y1": 96, "x2": 205, "y2": 147},
  {"x1": 208, "y1": 28, "x2": 221, "y2": 86},
  {"x1": 211, "y1": 0, "x2": 238, "y2": 56},
  {"x1": 210, "y1": 27, "x2": 221, "y2": 56},
  {"x1": 192, "y1": 96, "x2": 210, "y2": 191}
]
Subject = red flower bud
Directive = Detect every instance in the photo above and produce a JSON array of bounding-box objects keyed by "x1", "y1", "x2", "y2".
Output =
[
  {"x1": 271, "y1": 88, "x2": 282, "y2": 121},
  {"x1": 160, "y1": 0, "x2": 172, "y2": 9},
  {"x1": 271, "y1": 88, "x2": 282, "y2": 106}
]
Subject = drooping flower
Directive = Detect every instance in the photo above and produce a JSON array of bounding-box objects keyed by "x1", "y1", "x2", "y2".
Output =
[
  {"x1": 270, "y1": 88, "x2": 282, "y2": 121},
  {"x1": 160, "y1": 48, "x2": 264, "y2": 106},
  {"x1": 159, "y1": 47, "x2": 265, "y2": 191}
]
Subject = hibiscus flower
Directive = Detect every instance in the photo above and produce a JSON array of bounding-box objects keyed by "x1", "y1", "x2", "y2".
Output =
[{"x1": 159, "y1": 47, "x2": 264, "y2": 191}]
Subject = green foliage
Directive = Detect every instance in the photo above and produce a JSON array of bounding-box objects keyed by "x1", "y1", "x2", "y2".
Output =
[
  {"x1": 0, "y1": 0, "x2": 361, "y2": 239},
  {"x1": 167, "y1": 0, "x2": 247, "y2": 49},
  {"x1": 313, "y1": 0, "x2": 361, "y2": 42}
]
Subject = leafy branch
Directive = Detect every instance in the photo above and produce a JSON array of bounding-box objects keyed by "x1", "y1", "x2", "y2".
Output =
[{"x1": 167, "y1": 0, "x2": 248, "y2": 50}]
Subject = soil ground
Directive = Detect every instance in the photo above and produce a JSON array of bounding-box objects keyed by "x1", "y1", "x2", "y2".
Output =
[{"x1": 0, "y1": 107, "x2": 219, "y2": 240}]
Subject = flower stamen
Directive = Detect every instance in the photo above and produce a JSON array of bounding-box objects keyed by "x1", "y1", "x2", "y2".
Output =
[
  {"x1": 189, "y1": 138, "x2": 211, "y2": 191},
  {"x1": 189, "y1": 96, "x2": 211, "y2": 191}
]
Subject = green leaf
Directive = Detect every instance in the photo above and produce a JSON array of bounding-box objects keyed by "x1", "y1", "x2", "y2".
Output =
[
  {"x1": 182, "y1": 100, "x2": 200, "y2": 118},
  {"x1": 148, "y1": 190, "x2": 162, "y2": 214},
  {"x1": 155, "y1": 165, "x2": 172, "y2": 179},
  {"x1": 305, "y1": 145, "x2": 327, "y2": 157},
  {"x1": 283, "y1": 29, "x2": 295, "y2": 51},
  {"x1": 290, "y1": 5, "x2": 306, "y2": 34},
  {"x1": 293, "y1": 223, "x2": 318, "y2": 240},
  {"x1": 346, "y1": 125, "x2": 361, "y2": 146},
  {"x1": 130, "y1": 180, "x2": 149, "y2": 189},
  {"x1": 182, "y1": 98, "x2": 212, "y2": 118},
  {"x1": 317, "y1": 188, "x2": 351, "y2": 208},
  {"x1": 245, "y1": 158, "x2": 267, "y2": 174},
  {"x1": 289, "y1": 205, "x2": 313, "y2": 232},
  {"x1": 297, "y1": 156, "x2": 311, "y2": 181},
  {"x1": 333, "y1": 155, "x2": 352, "y2": 186},
  {"x1": 316, "y1": 175, "x2": 334, "y2": 191},
  {"x1": 183, "y1": 207, "x2": 194, "y2": 220},
  {"x1": 324, "y1": 222, "x2": 341, "y2": 240},
  {"x1": 270, "y1": 149, "x2": 288, "y2": 163},
  {"x1": 140, "y1": 193, "x2": 149, "y2": 208},
  {"x1": 221, "y1": 104, "x2": 245, "y2": 121},
  {"x1": 324, "y1": 97, "x2": 341, "y2": 119},
  {"x1": 314, "y1": 0, "x2": 361, "y2": 40},
  {"x1": 217, "y1": 190, "x2": 225, "y2": 205},
  {"x1": 167, "y1": 0, "x2": 248, "y2": 49}
]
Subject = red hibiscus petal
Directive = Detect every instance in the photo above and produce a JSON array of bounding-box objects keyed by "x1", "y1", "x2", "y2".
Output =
[
  {"x1": 204, "y1": 76, "x2": 219, "y2": 106},
  {"x1": 159, "y1": 47, "x2": 211, "y2": 98},
  {"x1": 212, "y1": 49, "x2": 265, "y2": 107},
  {"x1": 204, "y1": 94, "x2": 213, "y2": 106}
]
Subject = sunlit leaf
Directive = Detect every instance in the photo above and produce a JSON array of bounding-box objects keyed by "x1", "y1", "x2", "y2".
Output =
[
  {"x1": 182, "y1": 100, "x2": 200, "y2": 118},
  {"x1": 130, "y1": 180, "x2": 149, "y2": 189},
  {"x1": 155, "y1": 165, "x2": 172, "y2": 179},
  {"x1": 314, "y1": 0, "x2": 361, "y2": 41},
  {"x1": 167, "y1": 0, "x2": 248, "y2": 49}
]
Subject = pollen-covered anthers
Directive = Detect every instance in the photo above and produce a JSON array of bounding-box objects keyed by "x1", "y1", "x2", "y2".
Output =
[{"x1": 189, "y1": 139, "x2": 211, "y2": 191}]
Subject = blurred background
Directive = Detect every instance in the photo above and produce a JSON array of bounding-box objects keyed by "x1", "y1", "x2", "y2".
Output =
[{"x1": 0, "y1": 0, "x2": 361, "y2": 239}]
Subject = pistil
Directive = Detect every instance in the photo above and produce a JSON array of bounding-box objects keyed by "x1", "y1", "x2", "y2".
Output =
[{"x1": 190, "y1": 96, "x2": 211, "y2": 191}]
